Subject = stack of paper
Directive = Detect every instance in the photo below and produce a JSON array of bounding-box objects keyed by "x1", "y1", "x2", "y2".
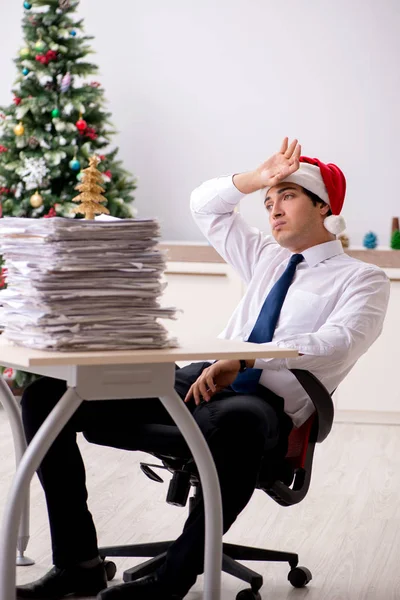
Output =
[{"x1": 0, "y1": 217, "x2": 179, "y2": 351}]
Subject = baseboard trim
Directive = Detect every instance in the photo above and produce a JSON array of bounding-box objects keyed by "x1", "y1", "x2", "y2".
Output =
[{"x1": 335, "y1": 410, "x2": 400, "y2": 425}]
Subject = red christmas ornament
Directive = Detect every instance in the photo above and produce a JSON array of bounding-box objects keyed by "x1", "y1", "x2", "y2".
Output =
[
  {"x1": 44, "y1": 207, "x2": 57, "y2": 218},
  {"x1": 85, "y1": 126, "x2": 98, "y2": 140},
  {"x1": 45, "y1": 50, "x2": 57, "y2": 62},
  {"x1": 0, "y1": 146, "x2": 8, "y2": 153},
  {"x1": 99, "y1": 155, "x2": 106, "y2": 161},
  {"x1": 36, "y1": 54, "x2": 49, "y2": 65},
  {"x1": 104, "y1": 170, "x2": 112, "y2": 179},
  {"x1": 13, "y1": 96, "x2": 22, "y2": 106},
  {"x1": 76, "y1": 118, "x2": 87, "y2": 132}
]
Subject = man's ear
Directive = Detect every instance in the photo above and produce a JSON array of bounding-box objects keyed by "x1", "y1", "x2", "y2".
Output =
[{"x1": 320, "y1": 202, "x2": 331, "y2": 216}]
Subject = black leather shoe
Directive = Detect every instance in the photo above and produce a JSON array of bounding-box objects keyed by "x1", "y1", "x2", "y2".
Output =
[
  {"x1": 16, "y1": 562, "x2": 108, "y2": 599},
  {"x1": 96, "y1": 572, "x2": 182, "y2": 600}
]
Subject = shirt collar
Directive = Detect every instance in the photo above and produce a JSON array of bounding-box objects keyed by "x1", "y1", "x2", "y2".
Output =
[{"x1": 300, "y1": 240, "x2": 344, "y2": 268}]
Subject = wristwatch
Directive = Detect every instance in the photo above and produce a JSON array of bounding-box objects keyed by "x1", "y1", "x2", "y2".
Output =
[{"x1": 238, "y1": 359, "x2": 247, "y2": 373}]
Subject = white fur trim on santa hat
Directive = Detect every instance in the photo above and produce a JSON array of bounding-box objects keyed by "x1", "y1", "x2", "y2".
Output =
[
  {"x1": 324, "y1": 214, "x2": 346, "y2": 235},
  {"x1": 266, "y1": 163, "x2": 330, "y2": 206}
]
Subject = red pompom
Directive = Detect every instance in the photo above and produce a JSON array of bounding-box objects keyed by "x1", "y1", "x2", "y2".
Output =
[
  {"x1": 13, "y1": 97, "x2": 22, "y2": 106},
  {"x1": 76, "y1": 118, "x2": 87, "y2": 132},
  {"x1": 0, "y1": 146, "x2": 8, "y2": 153},
  {"x1": 104, "y1": 170, "x2": 112, "y2": 179},
  {"x1": 99, "y1": 155, "x2": 106, "y2": 161}
]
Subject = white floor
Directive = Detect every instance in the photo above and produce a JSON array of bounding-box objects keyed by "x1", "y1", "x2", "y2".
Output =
[{"x1": 1, "y1": 407, "x2": 400, "y2": 600}]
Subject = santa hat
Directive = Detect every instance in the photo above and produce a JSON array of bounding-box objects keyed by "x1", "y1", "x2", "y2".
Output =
[{"x1": 268, "y1": 156, "x2": 347, "y2": 236}]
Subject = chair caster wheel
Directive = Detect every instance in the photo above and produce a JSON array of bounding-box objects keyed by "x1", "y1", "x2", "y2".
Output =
[
  {"x1": 236, "y1": 588, "x2": 261, "y2": 600},
  {"x1": 103, "y1": 560, "x2": 117, "y2": 581},
  {"x1": 288, "y1": 566, "x2": 312, "y2": 588}
]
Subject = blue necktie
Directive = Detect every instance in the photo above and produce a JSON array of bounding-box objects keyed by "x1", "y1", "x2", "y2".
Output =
[{"x1": 232, "y1": 253, "x2": 304, "y2": 393}]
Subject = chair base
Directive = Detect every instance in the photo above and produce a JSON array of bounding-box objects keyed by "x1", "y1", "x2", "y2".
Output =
[{"x1": 99, "y1": 541, "x2": 299, "y2": 590}]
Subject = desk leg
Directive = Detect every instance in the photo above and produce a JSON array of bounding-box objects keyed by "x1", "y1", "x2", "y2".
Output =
[
  {"x1": 0, "y1": 378, "x2": 34, "y2": 566},
  {"x1": 160, "y1": 390, "x2": 222, "y2": 600},
  {"x1": 0, "y1": 387, "x2": 83, "y2": 600}
]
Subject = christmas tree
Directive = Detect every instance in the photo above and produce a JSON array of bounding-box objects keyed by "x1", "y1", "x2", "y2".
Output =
[
  {"x1": 0, "y1": 0, "x2": 136, "y2": 221},
  {"x1": 391, "y1": 230, "x2": 400, "y2": 250},
  {"x1": 363, "y1": 231, "x2": 378, "y2": 249},
  {"x1": 72, "y1": 154, "x2": 110, "y2": 219},
  {"x1": 0, "y1": 0, "x2": 137, "y2": 390}
]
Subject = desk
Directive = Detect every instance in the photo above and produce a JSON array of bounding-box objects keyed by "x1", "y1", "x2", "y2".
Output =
[{"x1": 0, "y1": 338, "x2": 297, "y2": 600}]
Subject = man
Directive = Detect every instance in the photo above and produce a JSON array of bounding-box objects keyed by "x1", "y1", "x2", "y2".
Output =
[{"x1": 17, "y1": 139, "x2": 389, "y2": 600}]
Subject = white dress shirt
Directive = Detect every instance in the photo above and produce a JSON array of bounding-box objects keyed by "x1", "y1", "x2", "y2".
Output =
[{"x1": 190, "y1": 176, "x2": 390, "y2": 427}]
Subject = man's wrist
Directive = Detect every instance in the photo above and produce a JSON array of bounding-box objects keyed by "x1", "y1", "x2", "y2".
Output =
[
  {"x1": 245, "y1": 359, "x2": 255, "y2": 369},
  {"x1": 232, "y1": 172, "x2": 261, "y2": 195}
]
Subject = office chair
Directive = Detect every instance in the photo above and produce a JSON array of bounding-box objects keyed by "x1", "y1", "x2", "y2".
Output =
[{"x1": 96, "y1": 369, "x2": 334, "y2": 600}]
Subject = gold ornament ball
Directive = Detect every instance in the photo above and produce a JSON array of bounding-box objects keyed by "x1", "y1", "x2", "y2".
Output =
[
  {"x1": 30, "y1": 191, "x2": 43, "y2": 208},
  {"x1": 14, "y1": 122, "x2": 25, "y2": 136}
]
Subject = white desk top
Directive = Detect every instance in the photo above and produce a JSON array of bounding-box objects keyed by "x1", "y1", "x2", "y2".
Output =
[{"x1": 0, "y1": 337, "x2": 297, "y2": 368}]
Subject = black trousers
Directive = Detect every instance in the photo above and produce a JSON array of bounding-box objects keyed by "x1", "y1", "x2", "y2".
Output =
[{"x1": 21, "y1": 362, "x2": 292, "y2": 597}]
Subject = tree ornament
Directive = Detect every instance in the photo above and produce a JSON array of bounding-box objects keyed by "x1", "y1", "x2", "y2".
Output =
[
  {"x1": 76, "y1": 116, "x2": 87, "y2": 132},
  {"x1": 60, "y1": 72, "x2": 71, "y2": 93},
  {"x1": 72, "y1": 155, "x2": 110, "y2": 219},
  {"x1": 70, "y1": 30, "x2": 76, "y2": 36},
  {"x1": 35, "y1": 39, "x2": 46, "y2": 52},
  {"x1": 391, "y1": 230, "x2": 400, "y2": 250},
  {"x1": 30, "y1": 191, "x2": 43, "y2": 208},
  {"x1": 69, "y1": 158, "x2": 81, "y2": 171},
  {"x1": 45, "y1": 50, "x2": 57, "y2": 62},
  {"x1": 14, "y1": 122, "x2": 25, "y2": 136},
  {"x1": 22, "y1": 67, "x2": 29, "y2": 76},
  {"x1": 28, "y1": 136, "x2": 39, "y2": 149},
  {"x1": 44, "y1": 207, "x2": 56, "y2": 218},
  {"x1": 21, "y1": 157, "x2": 49, "y2": 190},
  {"x1": 0, "y1": 145, "x2": 8, "y2": 153},
  {"x1": 23, "y1": 1, "x2": 32, "y2": 9},
  {"x1": 104, "y1": 170, "x2": 112, "y2": 179},
  {"x1": 13, "y1": 96, "x2": 22, "y2": 105},
  {"x1": 20, "y1": 47, "x2": 30, "y2": 58},
  {"x1": 51, "y1": 108, "x2": 60, "y2": 118},
  {"x1": 363, "y1": 231, "x2": 378, "y2": 249}
]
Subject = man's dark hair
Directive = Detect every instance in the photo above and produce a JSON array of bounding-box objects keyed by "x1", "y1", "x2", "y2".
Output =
[{"x1": 302, "y1": 187, "x2": 332, "y2": 216}]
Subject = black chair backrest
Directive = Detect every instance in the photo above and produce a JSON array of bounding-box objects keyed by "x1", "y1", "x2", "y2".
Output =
[{"x1": 258, "y1": 370, "x2": 334, "y2": 507}]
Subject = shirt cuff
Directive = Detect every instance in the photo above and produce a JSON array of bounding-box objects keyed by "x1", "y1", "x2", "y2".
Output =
[{"x1": 216, "y1": 176, "x2": 245, "y2": 206}]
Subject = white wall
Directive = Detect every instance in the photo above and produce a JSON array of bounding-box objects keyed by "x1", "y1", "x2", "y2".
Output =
[{"x1": 1, "y1": 0, "x2": 399, "y2": 245}]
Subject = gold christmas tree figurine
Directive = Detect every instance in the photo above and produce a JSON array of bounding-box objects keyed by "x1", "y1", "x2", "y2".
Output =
[{"x1": 72, "y1": 155, "x2": 110, "y2": 219}]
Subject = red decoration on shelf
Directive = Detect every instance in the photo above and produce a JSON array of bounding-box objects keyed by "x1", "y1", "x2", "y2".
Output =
[
  {"x1": 44, "y1": 207, "x2": 57, "y2": 218},
  {"x1": 0, "y1": 146, "x2": 8, "y2": 153},
  {"x1": 13, "y1": 97, "x2": 22, "y2": 105},
  {"x1": 104, "y1": 170, "x2": 112, "y2": 179}
]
